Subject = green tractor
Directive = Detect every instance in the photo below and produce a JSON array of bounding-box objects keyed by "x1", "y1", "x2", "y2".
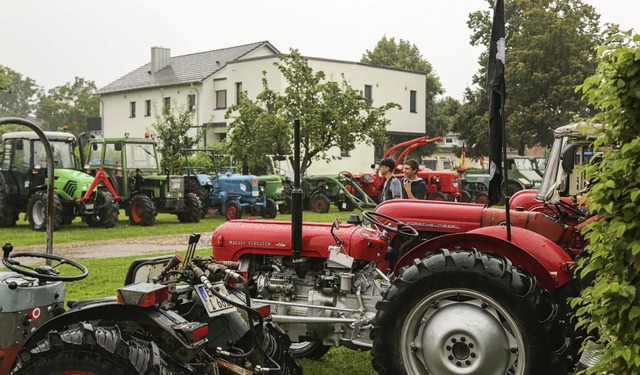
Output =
[
  {"x1": 0, "y1": 131, "x2": 119, "y2": 230},
  {"x1": 84, "y1": 136, "x2": 202, "y2": 226}
]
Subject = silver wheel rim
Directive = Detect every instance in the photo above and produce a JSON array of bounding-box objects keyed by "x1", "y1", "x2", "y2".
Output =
[
  {"x1": 399, "y1": 288, "x2": 525, "y2": 375},
  {"x1": 32, "y1": 199, "x2": 45, "y2": 226}
]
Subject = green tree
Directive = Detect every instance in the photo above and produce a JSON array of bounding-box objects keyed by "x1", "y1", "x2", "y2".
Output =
[
  {"x1": 34, "y1": 77, "x2": 99, "y2": 134},
  {"x1": 226, "y1": 49, "x2": 399, "y2": 175},
  {"x1": 361, "y1": 36, "x2": 443, "y2": 136},
  {"x1": 461, "y1": 0, "x2": 603, "y2": 156},
  {"x1": 152, "y1": 95, "x2": 200, "y2": 174},
  {"x1": 571, "y1": 29, "x2": 640, "y2": 374},
  {"x1": 0, "y1": 66, "x2": 40, "y2": 118}
]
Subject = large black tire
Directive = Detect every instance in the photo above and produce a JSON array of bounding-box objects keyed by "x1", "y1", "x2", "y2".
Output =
[
  {"x1": 128, "y1": 194, "x2": 156, "y2": 226},
  {"x1": 188, "y1": 182, "x2": 209, "y2": 218},
  {"x1": 262, "y1": 198, "x2": 278, "y2": 219},
  {"x1": 427, "y1": 191, "x2": 448, "y2": 201},
  {"x1": 84, "y1": 189, "x2": 119, "y2": 228},
  {"x1": 289, "y1": 341, "x2": 331, "y2": 360},
  {"x1": 12, "y1": 322, "x2": 182, "y2": 375},
  {"x1": 177, "y1": 193, "x2": 202, "y2": 223},
  {"x1": 459, "y1": 190, "x2": 472, "y2": 203},
  {"x1": 0, "y1": 184, "x2": 17, "y2": 227},
  {"x1": 27, "y1": 190, "x2": 63, "y2": 231},
  {"x1": 371, "y1": 248, "x2": 573, "y2": 375},
  {"x1": 310, "y1": 193, "x2": 330, "y2": 213}
]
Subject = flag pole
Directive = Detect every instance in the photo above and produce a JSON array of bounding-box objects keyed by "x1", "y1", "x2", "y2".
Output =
[{"x1": 501, "y1": 92, "x2": 511, "y2": 241}]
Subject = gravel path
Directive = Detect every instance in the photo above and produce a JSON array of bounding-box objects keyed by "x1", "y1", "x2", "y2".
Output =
[{"x1": 13, "y1": 234, "x2": 212, "y2": 260}]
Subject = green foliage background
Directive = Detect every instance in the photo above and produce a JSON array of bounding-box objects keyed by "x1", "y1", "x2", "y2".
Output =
[{"x1": 572, "y1": 29, "x2": 640, "y2": 374}]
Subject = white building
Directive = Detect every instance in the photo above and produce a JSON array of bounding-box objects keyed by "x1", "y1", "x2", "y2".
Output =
[{"x1": 96, "y1": 41, "x2": 426, "y2": 174}]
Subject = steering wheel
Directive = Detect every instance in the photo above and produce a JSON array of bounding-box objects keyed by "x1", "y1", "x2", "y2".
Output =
[
  {"x1": 2, "y1": 252, "x2": 89, "y2": 282},
  {"x1": 362, "y1": 211, "x2": 419, "y2": 238}
]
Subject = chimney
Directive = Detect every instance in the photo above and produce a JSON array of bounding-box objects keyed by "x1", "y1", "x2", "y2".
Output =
[{"x1": 150, "y1": 47, "x2": 170, "y2": 73}]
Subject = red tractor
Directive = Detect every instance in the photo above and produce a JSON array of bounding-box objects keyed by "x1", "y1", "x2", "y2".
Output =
[
  {"x1": 211, "y1": 122, "x2": 599, "y2": 373},
  {"x1": 341, "y1": 136, "x2": 463, "y2": 202}
]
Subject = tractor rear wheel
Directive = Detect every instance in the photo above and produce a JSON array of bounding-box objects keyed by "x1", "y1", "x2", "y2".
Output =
[
  {"x1": 84, "y1": 190, "x2": 119, "y2": 228},
  {"x1": 225, "y1": 200, "x2": 242, "y2": 220},
  {"x1": 0, "y1": 185, "x2": 17, "y2": 227},
  {"x1": 128, "y1": 194, "x2": 156, "y2": 226},
  {"x1": 177, "y1": 193, "x2": 202, "y2": 223},
  {"x1": 371, "y1": 248, "x2": 573, "y2": 375},
  {"x1": 262, "y1": 198, "x2": 278, "y2": 219},
  {"x1": 188, "y1": 182, "x2": 209, "y2": 218},
  {"x1": 12, "y1": 322, "x2": 181, "y2": 375},
  {"x1": 27, "y1": 190, "x2": 63, "y2": 231},
  {"x1": 475, "y1": 192, "x2": 489, "y2": 205},
  {"x1": 310, "y1": 193, "x2": 330, "y2": 213},
  {"x1": 459, "y1": 190, "x2": 471, "y2": 203}
]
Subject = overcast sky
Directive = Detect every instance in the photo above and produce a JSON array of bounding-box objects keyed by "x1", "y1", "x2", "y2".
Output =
[{"x1": 2, "y1": 0, "x2": 638, "y2": 101}]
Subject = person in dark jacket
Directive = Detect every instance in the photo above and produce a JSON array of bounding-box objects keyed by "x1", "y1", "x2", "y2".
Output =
[
  {"x1": 401, "y1": 159, "x2": 427, "y2": 199},
  {"x1": 379, "y1": 157, "x2": 401, "y2": 201}
]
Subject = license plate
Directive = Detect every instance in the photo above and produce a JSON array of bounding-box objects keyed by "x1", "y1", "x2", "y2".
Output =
[
  {"x1": 252, "y1": 191, "x2": 259, "y2": 197},
  {"x1": 195, "y1": 283, "x2": 236, "y2": 317},
  {"x1": 85, "y1": 203, "x2": 94, "y2": 210}
]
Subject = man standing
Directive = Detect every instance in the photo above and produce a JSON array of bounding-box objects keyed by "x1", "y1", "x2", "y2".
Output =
[
  {"x1": 401, "y1": 159, "x2": 427, "y2": 199},
  {"x1": 379, "y1": 157, "x2": 401, "y2": 202}
]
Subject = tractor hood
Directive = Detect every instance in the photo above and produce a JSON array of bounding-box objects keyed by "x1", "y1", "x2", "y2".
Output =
[
  {"x1": 51, "y1": 169, "x2": 98, "y2": 200},
  {"x1": 212, "y1": 219, "x2": 388, "y2": 264},
  {"x1": 374, "y1": 199, "x2": 567, "y2": 244}
]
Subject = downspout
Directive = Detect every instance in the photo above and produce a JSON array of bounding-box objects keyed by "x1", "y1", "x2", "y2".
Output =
[{"x1": 291, "y1": 119, "x2": 307, "y2": 278}]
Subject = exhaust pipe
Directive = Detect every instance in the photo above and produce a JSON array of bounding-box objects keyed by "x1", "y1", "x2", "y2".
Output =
[{"x1": 291, "y1": 119, "x2": 307, "y2": 278}]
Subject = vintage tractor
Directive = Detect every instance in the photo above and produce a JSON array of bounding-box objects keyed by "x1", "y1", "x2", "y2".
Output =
[
  {"x1": 84, "y1": 135, "x2": 202, "y2": 226},
  {"x1": 0, "y1": 129, "x2": 119, "y2": 230},
  {"x1": 210, "y1": 121, "x2": 603, "y2": 373},
  {"x1": 182, "y1": 149, "x2": 278, "y2": 221},
  {"x1": 1, "y1": 236, "x2": 301, "y2": 375},
  {"x1": 343, "y1": 136, "x2": 463, "y2": 202}
]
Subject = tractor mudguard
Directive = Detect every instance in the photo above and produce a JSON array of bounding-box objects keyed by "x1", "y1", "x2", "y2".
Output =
[
  {"x1": 20, "y1": 302, "x2": 204, "y2": 364},
  {"x1": 394, "y1": 226, "x2": 574, "y2": 293}
]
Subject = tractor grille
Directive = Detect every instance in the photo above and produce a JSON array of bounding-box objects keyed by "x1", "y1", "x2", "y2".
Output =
[{"x1": 63, "y1": 181, "x2": 78, "y2": 197}]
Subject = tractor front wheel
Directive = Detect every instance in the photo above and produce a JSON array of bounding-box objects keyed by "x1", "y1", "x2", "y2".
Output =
[
  {"x1": 189, "y1": 182, "x2": 209, "y2": 218},
  {"x1": 27, "y1": 190, "x2": 63, "y2": 231},
  {"x1": 128, "y1": 194, "x2": 156, "y2": 226},
  {"x1": 371, "y1": 248, "x2": 573, "y2": 375},
  {"x1": 12, "y1": 322, "x2": 181, "y2": 375},
  {"x1": 84, "y1": 190, "x2": 119, "y2": 228},
  {"x1": 262, "y1": 198, "x2": 278, "y2": 219},
  {"x1": 177, "y1": 193, "x2": 202, "y2": 223},
  {"x1": 427, "y1": 191, "x2": 447, "y2": 201},
  {"x1": 310, "y1": 193, "x2": 330, "y2": 213},
  {"x1": 225, "y1": 200, "x2": 242, "y2": 220}
]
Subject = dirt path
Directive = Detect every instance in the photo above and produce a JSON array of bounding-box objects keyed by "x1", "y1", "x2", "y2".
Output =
[{"x1": 13, "y1": 234, "x2": 212, "y2": 260}]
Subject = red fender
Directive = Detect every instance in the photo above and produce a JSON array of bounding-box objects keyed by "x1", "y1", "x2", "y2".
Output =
[{"x1": 394, "y1": 226, "x2": 575, "y2": 292}]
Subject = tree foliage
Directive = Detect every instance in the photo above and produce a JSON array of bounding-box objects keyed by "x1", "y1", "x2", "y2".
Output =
[
  {"x1": 34, "y1": 77, "x2": 99, "y2": 134},
  {"x1": 152, "y1": 95, "x2": 200, "y2": 174},
  {"x1": 226, "y1": 49, "x2": 399, "y2": 175},
  {"x1": 571, "y1": 29, "x2": 640, "y2": 374},
  {"x1": 361, "y1": 36, "x2": 445, "y2": 143},
  {"x1": 460, "y1": 0, "x2": 603, "y2": 156},
  {"x1": 0, "y1": 66, "x2": 40, "y2": 119}
]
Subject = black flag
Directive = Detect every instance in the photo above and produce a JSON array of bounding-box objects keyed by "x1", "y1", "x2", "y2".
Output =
[{"x1": 487, "y1": 0, "x2": 506, "y2": 206}]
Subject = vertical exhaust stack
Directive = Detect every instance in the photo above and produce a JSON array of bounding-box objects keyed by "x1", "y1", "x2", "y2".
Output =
[{"x1": 291, "y1": 120, "x2": 307, "y2": 277}]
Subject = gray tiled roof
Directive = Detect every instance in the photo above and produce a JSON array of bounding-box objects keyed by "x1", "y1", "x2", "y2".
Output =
[{"x1": 97, "y1": 41, "x2": 278, "y2": 95}]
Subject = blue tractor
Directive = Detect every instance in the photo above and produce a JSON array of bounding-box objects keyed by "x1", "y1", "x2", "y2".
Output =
[{"x1": 183, "y1": 150, "x2": 277, "y2": 220}]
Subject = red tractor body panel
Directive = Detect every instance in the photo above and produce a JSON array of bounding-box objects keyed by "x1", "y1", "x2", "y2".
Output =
[
  {"x1": 395, "y1": 226, "x2": 574, "y2": 292},
  {"x1": 213, "y1": 220, "x2": 388, "y2": 265}
]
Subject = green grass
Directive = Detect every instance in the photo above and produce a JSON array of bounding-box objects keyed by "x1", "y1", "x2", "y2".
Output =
[{"x1": 2, "y1": 206, "x2": 373, "y2": 373}]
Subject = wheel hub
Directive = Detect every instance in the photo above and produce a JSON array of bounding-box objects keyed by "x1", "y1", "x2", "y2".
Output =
[{"x1": 406, "y1": 296, "x2": 518, "y2": 374}]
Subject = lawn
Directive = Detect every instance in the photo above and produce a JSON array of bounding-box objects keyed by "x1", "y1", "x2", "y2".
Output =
[{"x1": 1, "y1": 207, "x2": 376, "y2": 374}]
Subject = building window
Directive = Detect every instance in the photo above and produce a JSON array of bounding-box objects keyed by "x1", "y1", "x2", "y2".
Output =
[
  {"x1": 410, "y1": 90, "x2": 417, "y2": 113},
  {"x1": 145, "y1": 100, "x2": 151, "y2": 116},
  {"x1": 188, "y1": 94, "x2": 196, "y2": 111},
  {"x1": 445, "y1": 138, "x2": 453, "y2": 144},
  {"x1": 340, "y1": 149, "x2": 351, "y2": 157},
  {"x1": 236, "y1": 82, "x2": 243, "y2": 105},
  {"x1": 364, "y1": 84, "x2": 372, "y2": 103},
  {"x1": 129, "y1": 101, "x2": 136, "y2": 118},
  {"x1": 216, "y1": 90, "x2": 227, "y2": 109},
  {"x1": 164, "y1": 97, "x2": 171, "y2": 111}
]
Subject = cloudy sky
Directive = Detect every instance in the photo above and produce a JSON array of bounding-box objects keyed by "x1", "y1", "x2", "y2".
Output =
[{"x1": 2, "y1": 0, "x2": 638, "y2": 101}]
